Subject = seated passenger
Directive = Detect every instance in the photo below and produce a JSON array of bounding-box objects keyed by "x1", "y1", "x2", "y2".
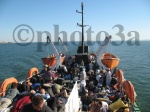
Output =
[
  {"x1": 41, "y1": 65, "x2": 52, "y2": 83},
  {"x1": 81, "y1": 92, "x2": 92, "y2": 111},
  {"x1": 58, "y1": 65, "x2": 68, "y2": 78},
  {"x1": 89, "y1": 62, "x2": 94, "y2": 71},
  {"x1": 89, "y1": 98, "x2": 100, "y2": 112},
  {"x1": 21, "y1": 95, "x2": 53, "y2": 112},
  {"x1": 11, "y1": 90, "x2": 36, "y2": 112},
  {"x1": 35, "y1": 88, "x2": 50, "y2": 101},
  {"x1": 57, "y1": 89, "x2": 68, "y2": 104},
  {"x1": 54, "y1": 98, "x2": 65, "y2": 112},
  {"x1": 71, "y1": 66, "x2": 77, "y2": 79},
  {"x1": 97, "y1": 100, "x2": 108, "y2": 112},
  {"x1": 0, "y1": 82, "x2": 19, "y2": 111}
]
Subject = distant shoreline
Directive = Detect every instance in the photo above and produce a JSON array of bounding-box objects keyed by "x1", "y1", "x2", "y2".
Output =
[
  {"x1": 0, "y1": 40, "x2": 149, "y2": 44},
  {"x1": 0, "y1": 41, "x2": 13, "y2": 44}
]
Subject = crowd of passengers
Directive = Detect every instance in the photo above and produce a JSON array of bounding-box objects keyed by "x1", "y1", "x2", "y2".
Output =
[{"x1": 0, "y1": 56, "x2": 129, "y2": 112}]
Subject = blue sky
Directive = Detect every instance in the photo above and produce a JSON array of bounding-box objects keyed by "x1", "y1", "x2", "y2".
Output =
[{"x1": 0, "y1": 0, "x2": 150, "y2": 42}]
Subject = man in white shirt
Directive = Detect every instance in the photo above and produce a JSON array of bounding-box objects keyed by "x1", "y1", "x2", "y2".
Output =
[
  {"x1": 80, "y1": 68, "x2": 87, "y2": 92},
  {"x1": 106, "y1": 68, "x2": 112, "y2": 86}
]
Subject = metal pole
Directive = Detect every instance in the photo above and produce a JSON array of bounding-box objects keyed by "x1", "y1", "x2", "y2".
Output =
[{"x1": 81, "y1": 2, "x2": 84, "y2": 53}]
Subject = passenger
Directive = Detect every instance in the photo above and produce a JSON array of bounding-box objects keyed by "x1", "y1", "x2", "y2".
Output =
[
  {"x1": 35, "y1": 88, "x2": 50, "y2": 101},
  {"x1": 0, "y1": 82, "x2": 19, "y2": 111},
  {"x1": 21, "y1": 95, "x2": 53, "y2": 112},
  {"x1": 89, "y1": 98, "x2": 100, "y2": 112},
  {"x1": 24, "y1": 79, "x2": 32, "y2": 91},
  {"x1": 112, "y1": 67, "x2": 118, "y2": 77},
  {"x1": 16, "y1": 89, "x2": 36, "y2": 101},
  {"x1": 89, "y1": 91, "x2": 96, "y2": 101},
  {"x1": 47, "y1": 66, "x2": 56, "y2": 79},
  {"x1": 98, "y1": 77, "x2": 103, "y2": 87},
  {"x1": 39, "y1": 65, "x2": 48, "y2": 74},
  {"x1": 106, "y1": 68, "x2": 112, "y2": 86},
  {"x1": 47, "y1": 87, "x2": 55, "y2": 97},
  {"x1": 97, "y1": 100, "x2": 108, "y2": 112},
  {"x1": 111, "y1": 77, "x2": 118, "y2": 85},
  {"x1": 81, "y1": 60, "x2": 84, "y2": 66},
  {"x1": 58, "y1": 65, "x2": 68, "y2": 78},
  {"x1": 97, "y1": 88, "x2": 109, "y2": 100},
  {"x1": 31, "y1": 83, "x2": 41, "y2": 91},
  {"x1": 114, "y1": 84, "x2": 123, "y2": 99},
  {"x1": 66, "y1": 59, "x2": 71, "y2": 73},
  {"x1": 52, "y1": 84, "x2": 63, "y2": 95},
  {"x1": 64, "y1": 71, "x2": 71, "y2": 80},
  {"x1": 89, "y1": 61, "x2": 94, "y2": 70},
  {"x1": 88, "y1": 81, "x2": 95, "y2": 91},
  {"x1": 57, "y1": 89, "x2": 68, "y2": 105},
  {"x1": 68, "y1": 56, "x2": 73, "y2": 65},
  {"x1": 47, "y1": 97, "x2": 56, "y2": 111},
  {"x1": 89, "y1": 55, "x2": 92, "y2": 61},
  {"x1": 53, "y1": 98, "x2": 65, "y2": 112},
  {"x1": 94, "y1": 62, "x2": 99, "y2": 70},
  {"x1": 41, "y1": 65, "x2": 52, "y2": 83},
  {"x1": 73, "y1": 63, "x2": 80, "y2": 74},
  {"x1": 19, "y1": 79, "x2": 32, "y2": 92},
  {"x1": 71, "y1": 66, "x2": 77, "y2": 79},
  {"x1": 79, "y1": 68, "x2": 87, "y2": 93},
  {"x1": 88, "y1": 70, "x2": 95, "y2": 81},
  {"x1": 96, "y1": 69, "x2": 100, "y2": 80},
  {"x1": 11, "y1": 90, "x2": 36, "y2": 112},
  {"x1": 81, "y1": 92, "x2": 92, "y2": 111}
]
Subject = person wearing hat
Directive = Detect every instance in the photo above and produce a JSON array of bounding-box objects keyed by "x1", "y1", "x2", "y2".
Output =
[
  {"x1": 40, "y1": 65, "x2": 52, "y2": 83},
  {"x1": 39, "y1": 64, "x2": 49, "y2": 75}
]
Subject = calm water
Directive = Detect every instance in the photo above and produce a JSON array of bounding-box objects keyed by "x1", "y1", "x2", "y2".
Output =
[{"x1": 0, "y1": 41, "x2": 149, "y2": 111}]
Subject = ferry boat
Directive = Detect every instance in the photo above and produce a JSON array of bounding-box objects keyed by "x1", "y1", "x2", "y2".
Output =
[{"x1": 0, "y1": 2, "x2": 141, "y2": 112}]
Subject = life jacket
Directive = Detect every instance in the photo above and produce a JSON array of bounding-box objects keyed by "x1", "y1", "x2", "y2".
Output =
[{"x1": 12, "y1": 95, "x2": 31, "y2": 112}]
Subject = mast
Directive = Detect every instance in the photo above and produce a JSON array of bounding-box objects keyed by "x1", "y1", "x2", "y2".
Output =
[
  {"x1": 81, "y1": 2, "x2": 84, "y2": 53},
  {"x1": 77, "y1": 2, "x2": 88, "y2": 54}
]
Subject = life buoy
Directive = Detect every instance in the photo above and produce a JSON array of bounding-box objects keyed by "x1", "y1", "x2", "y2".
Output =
[
  {"x1": 0, "y1": 77, "x2": 18, "y2": 96},
  {"x1": 27, "y1": 67, "x2": 39, "y2": 78}
]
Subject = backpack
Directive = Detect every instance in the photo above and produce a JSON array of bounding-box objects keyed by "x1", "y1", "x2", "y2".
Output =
[{"x1": 11, "y1": 95, "x2": 32, "y2": 112}]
